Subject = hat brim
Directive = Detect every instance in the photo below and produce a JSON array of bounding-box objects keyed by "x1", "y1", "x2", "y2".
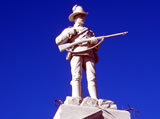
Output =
[{"x1": 69, "y1": 12, "x2": 88, "y2": 22}]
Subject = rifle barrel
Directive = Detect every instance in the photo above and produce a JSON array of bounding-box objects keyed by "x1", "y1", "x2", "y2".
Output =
[{"x1": 96, "y1": 31, "x2": 128, "y2": 40}]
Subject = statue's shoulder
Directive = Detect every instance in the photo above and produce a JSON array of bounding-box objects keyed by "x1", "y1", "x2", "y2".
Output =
[
  {"x1": 83, "y1": 26, "x2": 94, "y2": 32},
  {"x1": 62, "y1": 26, "x2": 73, "y2": 33},
  {"x1": 68, "y1": 26, "x2": 73, "y2": 28},
  {"x1": 65, "y1": 26, "x2": 73, "y2": 30},
  {"x1": 83, "y1": 27, "x2": 95, "y2": 36},
  {"x1": 64, "y1": 26, "x2": 72, "y2": 30},
  {"x1": 83, "y1": 26, "x2": 89, "y2": 30}
]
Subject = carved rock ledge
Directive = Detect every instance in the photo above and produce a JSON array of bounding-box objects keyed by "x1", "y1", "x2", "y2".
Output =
[{"x1": 64, "y1": 96, "x2": 117, "y2": 109}]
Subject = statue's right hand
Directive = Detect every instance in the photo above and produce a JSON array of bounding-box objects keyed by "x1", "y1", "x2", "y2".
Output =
[{"x1": 68, "y1": 28, "x2": 76, "y2": 35}]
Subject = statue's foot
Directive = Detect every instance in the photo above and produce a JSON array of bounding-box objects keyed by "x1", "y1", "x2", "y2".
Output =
[
  {"x1": 80, "y1": 97, "x2": 99, "y2": 107},
  {"x1": 64, "y1": 96, "x2": 82, "y2": 105}
]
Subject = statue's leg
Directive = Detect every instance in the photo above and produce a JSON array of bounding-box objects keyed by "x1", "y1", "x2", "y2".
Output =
[
  {"x1": 84, "y1": 56, "x2": 98, "y2": 99},
  {"x1": 70, "y1": 56, "x2": 83, "y2": 98}
]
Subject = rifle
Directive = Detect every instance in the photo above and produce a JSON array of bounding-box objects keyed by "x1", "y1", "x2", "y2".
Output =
[{"x1": 58, "y1": 31, "x2": 128, "y2": 52}]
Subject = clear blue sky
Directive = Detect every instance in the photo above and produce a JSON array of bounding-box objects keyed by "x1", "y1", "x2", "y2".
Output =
[{"x1": 0, "y1": 0, "x2": 160, "y2": 119}]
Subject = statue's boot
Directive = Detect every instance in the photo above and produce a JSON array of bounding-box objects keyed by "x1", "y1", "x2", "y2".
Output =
[{"x1": 71, "y1": 80, "x2": 82, "y2": 98}]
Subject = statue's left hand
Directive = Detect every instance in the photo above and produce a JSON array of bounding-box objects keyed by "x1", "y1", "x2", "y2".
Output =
[{"x1": 89, "y1": 37, "x2": 98, "y2": 45}]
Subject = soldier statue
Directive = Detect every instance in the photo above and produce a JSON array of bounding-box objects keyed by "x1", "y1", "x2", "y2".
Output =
[
  {"x1": 55, "y1": 5, "x2": 127, "y2": 100},
  {"x1": 56, "y1": 5, "x2": 99, "y2": 99}
]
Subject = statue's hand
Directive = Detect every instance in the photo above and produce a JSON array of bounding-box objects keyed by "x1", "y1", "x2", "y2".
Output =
[
  {"x1": 89, "y1": 37, "x2": 98, "y2": 45},
  {"x1": 68, "y1": 28, "x2": 76, "y2": 36}
]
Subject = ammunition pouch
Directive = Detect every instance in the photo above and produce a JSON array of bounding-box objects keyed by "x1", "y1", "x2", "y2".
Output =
[{"x1": 66, "y1": 52, "x2": 72, "y2": 60}]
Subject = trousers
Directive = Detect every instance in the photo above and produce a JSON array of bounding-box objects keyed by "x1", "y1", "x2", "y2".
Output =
[{"x1": 70, "y1": 55, "x2": 97, "y2": 99}]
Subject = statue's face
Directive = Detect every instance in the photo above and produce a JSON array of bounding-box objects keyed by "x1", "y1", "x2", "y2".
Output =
[{"x1": 74, "y1": 14, "x2": 85, "y2": 25}]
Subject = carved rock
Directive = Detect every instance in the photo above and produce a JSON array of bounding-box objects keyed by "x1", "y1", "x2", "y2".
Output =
[
  {"x1": 80, "y1": 97, "x2": 98, "y2": 107},
  {"x1": 64, "y1": 96, "x2": 82, "y2": 105},
  {"x1": 98, "y1": 99, "x2": 117, "y2": 110}
]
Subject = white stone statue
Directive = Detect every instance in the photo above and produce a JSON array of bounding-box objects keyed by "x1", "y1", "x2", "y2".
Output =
[
  {"x1": 55, "y1": 4, "x2": 128, "y2": 100},
  {"x1": 56, "y1": 5, "x2": 99, "y2": 99}
]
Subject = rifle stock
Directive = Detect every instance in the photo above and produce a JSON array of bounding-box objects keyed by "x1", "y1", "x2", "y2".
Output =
[{"x1": 58, "y1": 31, "x2": 128, "y2": 52}]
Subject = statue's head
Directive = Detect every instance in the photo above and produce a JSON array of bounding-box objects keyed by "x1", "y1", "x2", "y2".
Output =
[{"x1": 68, "y1": 5, "x2": 88, "y2": 23}]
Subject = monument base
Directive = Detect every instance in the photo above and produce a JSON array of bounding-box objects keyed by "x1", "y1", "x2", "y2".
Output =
[
  {"x1": 54, "y1": 104, "x2": 130, "y2": 119},
  {"x1": 53, "y1": 97, "x2": 130, "y2": 119}
]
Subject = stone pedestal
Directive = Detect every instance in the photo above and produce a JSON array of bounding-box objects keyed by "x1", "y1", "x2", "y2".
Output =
[
  {"x1": 53, "y1": 97, "x2": 130, "y2": 119},
  {"x1": 54, "y1": 104, "x2": 130, "y2": 119}
]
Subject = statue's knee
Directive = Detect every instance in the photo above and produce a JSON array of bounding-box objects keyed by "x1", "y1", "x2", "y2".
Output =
[
  {"x1": 88, "y1": 80, "x2": 96, "y2": 87},
  {"x1": 70, "y1": 80, "x2": 81, "y2": 86},
  {"x1": 72, "y1": 74, "x2": 82, "y2": 81},
  {"x1": 87, "y1": 74, "x2": 96, "y2": 82}
]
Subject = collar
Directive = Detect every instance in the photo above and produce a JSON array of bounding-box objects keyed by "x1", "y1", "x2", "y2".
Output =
[{"x1": 74, "y1": 23, "x2": 83, "y2": 28}]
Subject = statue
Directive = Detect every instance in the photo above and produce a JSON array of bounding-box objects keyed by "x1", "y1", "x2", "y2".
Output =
[
  {"x1": 56, "y1": 5, "x2": 99, "y2": 99},
  {"x1": 55, "y1": 5, "x2": 127, "y2": 100}
]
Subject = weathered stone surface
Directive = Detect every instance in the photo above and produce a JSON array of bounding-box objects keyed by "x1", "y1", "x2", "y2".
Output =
[
  {"x1": 98, "y1": 99, "x2": 117, "y2": 110},
  {"x1": 64, "y1": 96, "x2": 118, "y2": 110},
  {"x1": 80, "y1": 97, "x2": 98, "y2": 107},
  {"x1": 53, "y1": 104, "x2": 131, "y2": 119},
  {"x1": 64, "y1": 96, "x2": 82, "y2": 105}
]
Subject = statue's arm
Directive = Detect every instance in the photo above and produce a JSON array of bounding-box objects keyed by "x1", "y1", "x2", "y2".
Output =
[
  {"x1": 55, "y1": 28, "x2": 70, "y2": 45},
  {"x1": 55, "y1": 27, "x2": 76, "y2": 45}
]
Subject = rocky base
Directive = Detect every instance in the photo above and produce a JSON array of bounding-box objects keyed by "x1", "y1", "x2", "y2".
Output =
[
  {"x1": 64, "y1": 96, "x2": 117, "y2": 110},
  {"x1": 53, "y1": 97, "x2": 131, "y2": 119}
]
